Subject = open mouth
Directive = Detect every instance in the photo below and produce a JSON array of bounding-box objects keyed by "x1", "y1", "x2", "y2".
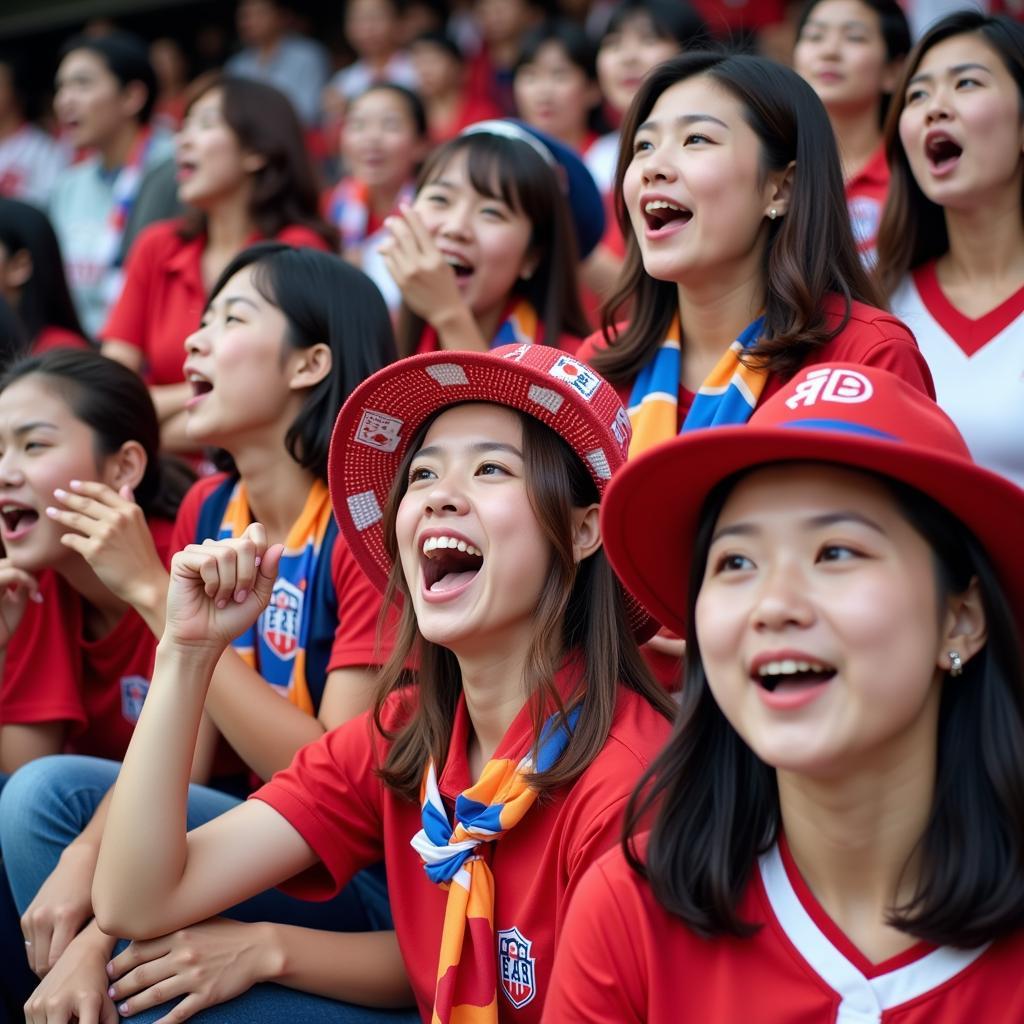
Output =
[
  {"x1": 443, "y1": 256, "x2": 474, "y2": 280},
  {"x1": 752, "y1": 658, "x2": 837, "y2": 694},
  {"x1": 187, "y1": 373, "x2": 213, "y2": 399},
  {"x1": 1, "y1": 505, "x2": 39, "y2": 537},
  {"x1": 642, "y1": 199, "x2": 693, "y2": 233},
  {"x1": 925, "y1": 135, "x2": 963, "y2": 172},
  {"x1": 421, "y1": 534, "x2": 483, "y2": 593}
]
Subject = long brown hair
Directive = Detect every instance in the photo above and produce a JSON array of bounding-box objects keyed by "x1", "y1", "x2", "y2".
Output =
[
  {"x1": 395, "y1": 133, "x2": 590, "y2": 358},
  {"x1": 178, "y1": 75, "x2": 337, "y2": 248},
  {"x1": 591, "y1": 52, "x2": 884, "y2": 387},
  {"x1": 372, "y1": 407, "x2": 675, "y2": 802},
  {"x1": 875, "y1": 13, "x2": 1024, "y2": 298}
]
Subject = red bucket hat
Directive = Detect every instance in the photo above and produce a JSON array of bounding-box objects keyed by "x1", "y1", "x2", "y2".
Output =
[
  {"x1": 329, "y1": 343, "x2": 651, "y2": 635},
  {"x1": 602, "y1": 363, "x2": 1024, "y2": 638}
]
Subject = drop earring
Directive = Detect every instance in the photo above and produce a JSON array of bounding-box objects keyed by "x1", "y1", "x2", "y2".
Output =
[{"x1": 948, "y1": 650, "x2": 963, "y2": 677}]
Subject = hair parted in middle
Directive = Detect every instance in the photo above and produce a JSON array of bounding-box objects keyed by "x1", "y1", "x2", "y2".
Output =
[{"x1": 590, "y1": 51, "x2": 884, "y2": 388}]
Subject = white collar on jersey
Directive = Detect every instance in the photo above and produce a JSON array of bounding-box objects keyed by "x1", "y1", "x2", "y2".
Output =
[{"x1": 758, "y1": 844, "x2": 989, "y2": 1023}]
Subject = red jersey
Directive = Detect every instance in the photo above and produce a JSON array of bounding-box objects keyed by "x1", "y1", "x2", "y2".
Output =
[
  {"x1": 0, "y1": 517, "x2": 174, "y2": 761},
  {"x1": 101, "y1": 219, "x2": 330, "y2": 386},
  {"x1": 846, "y1": 144, "x2": 890, "y2": 267},
  {"x1": 252, "y1": 677, "x2": 672, "y2": 1022},
  {"x1": 546, "y1": 836, "x2": 1024, "y2": 1022},
  {"x1": 576, "y1": 294, "x2": 936, "y2": 423}
]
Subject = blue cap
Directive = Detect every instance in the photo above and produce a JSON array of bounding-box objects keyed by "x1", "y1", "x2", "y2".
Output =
[{"x1": 460, "y1": 119, "x2": 606, "y2": 259}]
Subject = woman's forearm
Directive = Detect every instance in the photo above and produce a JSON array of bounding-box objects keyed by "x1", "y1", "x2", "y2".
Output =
[
  {"x1": 93, "y1": 641, "x2": 216, "y2": 934},
  {"x1": 264, "y1": 925, "x2": 415, "y2": 1008}
]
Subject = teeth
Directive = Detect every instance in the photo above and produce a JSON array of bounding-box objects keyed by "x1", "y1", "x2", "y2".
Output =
[
  {"x1": 444, "y1": 257, "x2": 470, "y2": 270},
  {"x1": 422, "y1": 535, "x2": 481, "y2": 558},
  {"x1": 645, "y1": 199, "x2": 686, "y2": 214},
  {"x1": 757, "y1": 659, "x2": 828, "y2": 677}
]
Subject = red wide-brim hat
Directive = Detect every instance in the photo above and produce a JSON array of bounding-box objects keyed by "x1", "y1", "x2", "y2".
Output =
[
  {"x1": 602, "y1": 363, "x2": 1024, "y2": 638},
  {"x1": 329, "y1": 343, "x2": 654, "y2": 638}
]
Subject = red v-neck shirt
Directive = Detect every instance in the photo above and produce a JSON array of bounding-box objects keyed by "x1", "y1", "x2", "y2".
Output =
[{"x1": 546, "y1": 835, "x2": 1024, "y2": 1022}]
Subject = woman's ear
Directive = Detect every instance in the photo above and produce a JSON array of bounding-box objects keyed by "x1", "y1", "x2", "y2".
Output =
[
  {"x1": 881, "y1": 56, "x2": 905, "y2": 96},
  {"x1": 570, "y1": 503, "x2": 602, "y2": 564},
  {"x1": 103, "y1": 440, "x2": 147, "y2": 494},
  {"x1": 764, "y1": 160, "x2": 796, "y2": 219},
  {"x1": 287, "y1": 343, "x2": 333, "y2": 391},
  {"x1": 242, "y1": 150, "x2": 268, "y2": 174},
  {"x1": 937, "y1": 576, "x2": 988, "y2": 675}
]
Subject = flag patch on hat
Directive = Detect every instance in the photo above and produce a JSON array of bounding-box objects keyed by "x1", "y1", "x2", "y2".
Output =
[
  {"x1": 610, "y1": 406, "x2": 630, "y2": 452},
  {"x1": 348, "y1": 490, "x2": 383, "y2": 531},
  {"x1": 426, "y1": 363, "x2": 469, "y2": 387},
  {"x1": 527, "y1": 384, "x2": 565, "y2": 414},
  {"x1": 549, "y1": 356, "x2": 600, "y2": 399},
  {"x1": 355, "y1": 410, "x2": 403, "y2": 452}
]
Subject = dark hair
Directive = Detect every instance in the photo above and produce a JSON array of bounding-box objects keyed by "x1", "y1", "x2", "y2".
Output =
[
  {"x1": 373, "y1": 407, "x2": 676, "y2": 802},
  {"x1": 205, "y1": 243, "x2": 396, "y2": 481},
  {"x1": 0, "y1": 350, "x2": 193, "y2": 520},
  {"x1": 795, "y1": 0, "x2": 911, "y2": 125},
  {"x1": 876, "y1": 13, "x2": 1024, "y2": 297},
  {"x1": 58, "y1": 32, "x2": 158, "y2": 125},
  {"x1": 515, "y1": 19, "x2": 604, "y2": 134},
  {"x1": 624, "y1": 466, "x2": 1024, "y2": 947},
  {"x1": 602, "y1": 0, "x2": 710, "y2": 52},
  {"x1": 591, "y1": 52, "x2": 884, "y2": 387},
  {"x1": 0, "y1": 198, "x2": 88, "y2": 344},
  {"x1": 351, "y1": 81, "x2": 429, "y2": 140},
  {"x1": 0, "y1": 50, "x2": 36, "y2": 121},
  {"x1": 396, "y1": 133, "x2": 589, "y2": 357},
  {"x1": 0, "y1": 295, "x2": 28, "y2": 371},
  {"x1": 178, "y1": 76, "x2": 337, "y2": 248},
  {"x1": 411, "y1": 29, "x2": 464, "y2": 65}
]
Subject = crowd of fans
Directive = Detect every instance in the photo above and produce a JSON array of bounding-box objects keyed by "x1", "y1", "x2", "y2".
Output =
[{"x1": 0, "y1": 0, "x2": 1023, "y2": 1021}]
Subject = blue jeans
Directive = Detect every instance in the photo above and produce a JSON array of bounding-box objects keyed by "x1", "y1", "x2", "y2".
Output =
[{"x1": 0, "y1": 756, "x2": 420, "y2": 1024}]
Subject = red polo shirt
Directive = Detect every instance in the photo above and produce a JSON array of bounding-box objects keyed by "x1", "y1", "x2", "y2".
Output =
[
  {"x1": 101, "y1": 219, "x2": 330, "y2": 386},
  {"x1": 546, "y1": 836, "x2": 1024, "y2": 1022},
  {"x1": 252, "y1": 670, "x2": 672, "y2": 1022},
  {"x1": 0, "y1": 516, "x2": 174, "y2": 761}
]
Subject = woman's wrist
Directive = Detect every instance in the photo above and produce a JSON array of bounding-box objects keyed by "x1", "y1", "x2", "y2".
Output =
[
  {"x1": 430, "y1": 303, "x2": 487, "y2": 350},
  {"x1": 253, "y1": 922, "x2": 287, "y2": 984},
  {"x1": 154, "y1": 638, "x2": 223, "y2": 677}
]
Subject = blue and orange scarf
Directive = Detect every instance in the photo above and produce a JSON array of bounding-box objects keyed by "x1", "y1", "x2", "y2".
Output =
[
  {"x1": 626, "y1": 313, "x2": 767, "y2": 455},
  {"x1": 216, "y1": 479, "x2": 334, "y2": 715},
  {"x1": 411, "y1": 705, "x2": 580, "y2": 1024}
]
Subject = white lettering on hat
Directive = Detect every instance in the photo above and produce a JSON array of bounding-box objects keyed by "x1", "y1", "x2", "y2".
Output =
[
  {"x1": 549, "y1": 356, "x2": 600, "y2": 400},
  {"x1": 784, "y1": 368, "x2": 874, "y2": 410},
  {"x1": 502, "y1": 343, "x2": 531, "y2": 363},
  {"x1": 610, "y1": 406, "x2": 631, "y2": 453},
  {"x1": 354, "y1": 410, "x2": 404, "y2": 452},
  {"x1": 426, "y1": 363, "x2": 469, "y2": 387},
  {"x1": 527, "y1": 384, "x2": 565, "y2": 414},
  {"x1": 347, "y1": 490, "x2": 383, "y2": 531}
]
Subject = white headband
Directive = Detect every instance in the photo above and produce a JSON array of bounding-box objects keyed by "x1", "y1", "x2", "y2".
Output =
[{"x1": 460, "y1": 120, "x2": 558, "y2": 170}]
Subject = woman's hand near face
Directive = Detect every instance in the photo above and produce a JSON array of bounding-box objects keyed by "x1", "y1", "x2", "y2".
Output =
[
  {"x1": 165, "y1": 525, "x2": 283, "y2": 653},
  {"x1": 0, "y1": 558, "x2": 41, "y2": 651},
  {"x1": 49, "y1": 482, "x2": 168, "y2": 618},
  {"x1": 379, "y1": 205, "x2": 470, "y2": 327}
]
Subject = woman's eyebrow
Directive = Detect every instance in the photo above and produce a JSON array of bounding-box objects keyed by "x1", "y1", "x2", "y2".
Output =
[
  {"x1": 908, "y1": 62, "x2": 993, "y2": 87},
  {"x1": 414, "y1": 441, "x2": 524, "y2": 460},
  {"x1": 636, "y1": 113, "x2": 730, "y2": 134}
]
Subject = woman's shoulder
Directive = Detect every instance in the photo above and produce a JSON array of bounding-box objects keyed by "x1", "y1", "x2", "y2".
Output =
[
  {"x1": 128, "y1": 217, "x2": 192, "y2": 258},
  {"x1": 577, "y1": 324, "x2": 628, "y2": 364},
  {"x1": 821, "y1": 293, "x2": 914, "y2": 344}
]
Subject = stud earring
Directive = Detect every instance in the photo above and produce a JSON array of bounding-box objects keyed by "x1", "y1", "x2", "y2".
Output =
[
  {"x1": 948, "y1": 650, "x2": 963, "y2": 677},
  {"x1": 768, "y1": 208, "x2": 778, "y2": 220}
]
